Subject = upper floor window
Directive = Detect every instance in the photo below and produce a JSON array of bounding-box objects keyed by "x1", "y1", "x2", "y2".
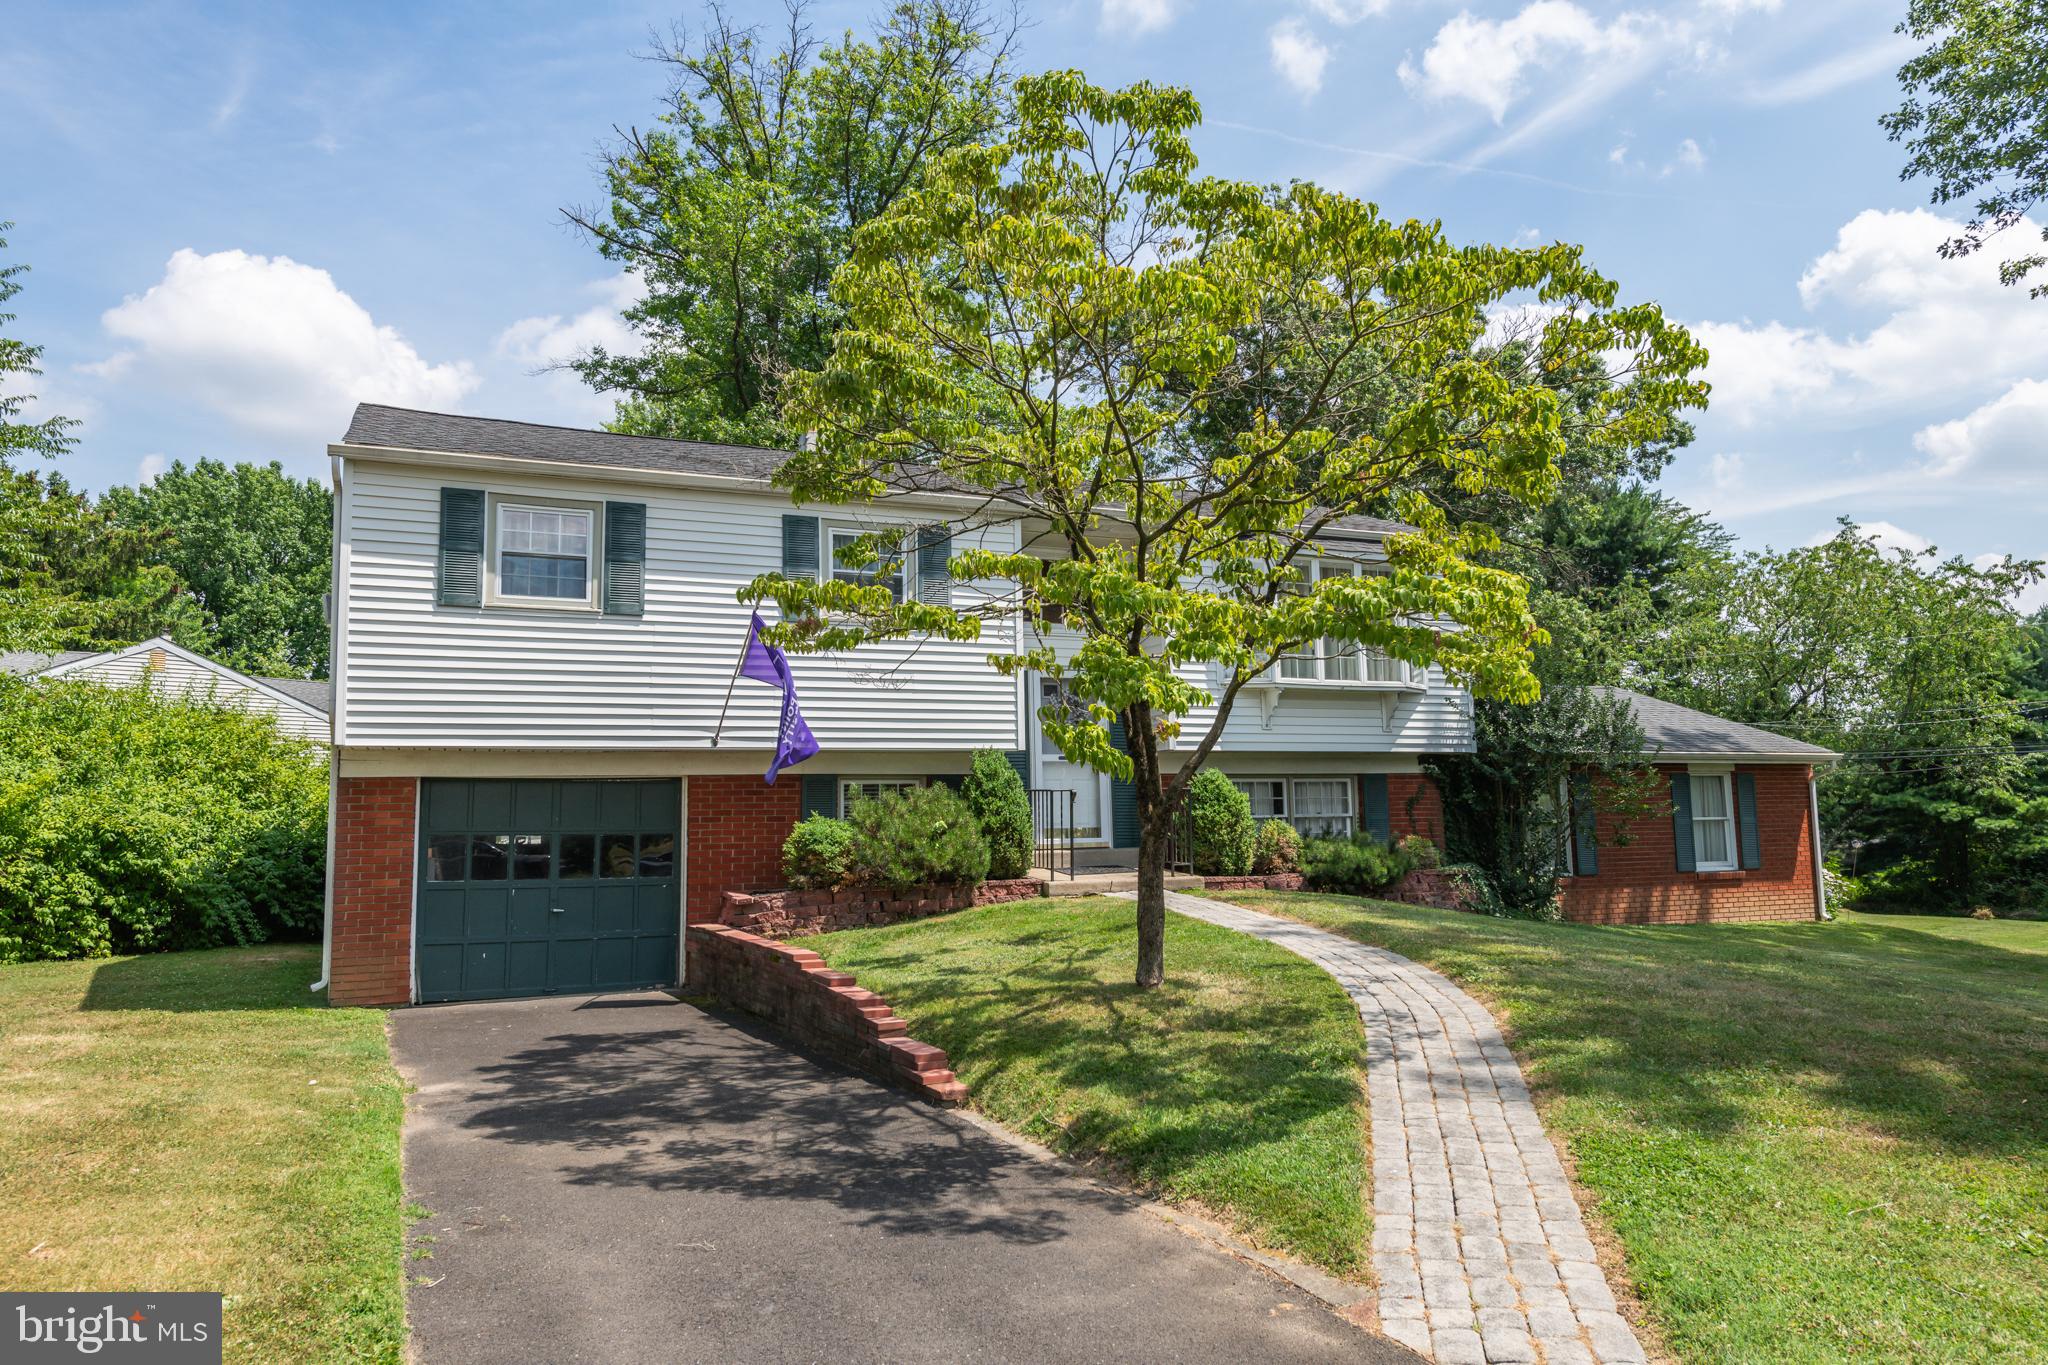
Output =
[
  {"x1": 490, "y1": 497, "x2": 598, "y2": 608},
  {"x1": 1690, "y1": 773, "x2": 1736, "y2": 871},
  {"x1": 1281, "y1": 560, "x2": 1363, "y2": 681},
  {"x1": 830, "y1": 527, "x2": 903, "y2": 602}
]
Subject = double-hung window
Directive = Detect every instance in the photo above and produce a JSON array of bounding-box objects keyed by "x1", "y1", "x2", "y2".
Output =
[
  {"x1": 830, "y1": 528, "x2": 904, "y2": 602},
  {"x1": 1280, "y1": 560, "x2": 1364, "y2": 681},
  {"x1": 1290, "y1": 779, "x2": 1354, "y2": 838},
  {"x1": 1232, "y1": 779, "x2": 1287, "y2": 822},
  {"x1": 1689, "y1": 773, "x2": 1737, "y2": 871},
  {"x1": 839, "y1": 778, "x2": 922, "y2": 816},
  {"x1": 494, "y1": 501, "x2": 595, "y2": 605}
]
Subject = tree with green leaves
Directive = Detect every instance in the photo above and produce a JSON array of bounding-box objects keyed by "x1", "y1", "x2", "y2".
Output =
[
  {"x1": 1, "y1": 227, "x2": 197, "y2": 654},
  {"x1": 103, "y1": 460, "x2": 332, "y2": 678},
  {"x1": 749, "y1": 73, "x2": 1707, "y2": 984},
  {"x1": 1884, "y1": 0, "x2": 2048, "y2": 296},
  {"x1": 564, "y1": 0, "x2": 1019, "y2": 444}
]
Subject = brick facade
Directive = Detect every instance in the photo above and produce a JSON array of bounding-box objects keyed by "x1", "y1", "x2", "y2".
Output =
[
  {"x1": 1388, "y1": 773, "x2": 1445, "y2": 844},
  {"x1": 1561, "y1": 763, "x2": 1819, "y2": 925},
  {"x1": 685, "y1": 774, "x2": 804, "y2": 924},
  {"x1": 328, "y1": 776, "x2": 417, "y2": 1006}
]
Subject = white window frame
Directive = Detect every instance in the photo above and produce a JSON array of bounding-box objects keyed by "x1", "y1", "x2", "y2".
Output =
[
  {"x1": 1274, "y1": 559, "x2": 1416, "y2": 686},
  {"x1": 485, "y1": 492, "x2": 603, "y2": 612},
  {"x1": 1288, "y1": 778, "x2": 1354, "y2": 839},
  {"x1": 838, "y1": 777, "x2": 924, "y2": 818},
  {"x1": 1689, "y1": 771, "x2": 1738, "y2": 872},
  {"x1": 1232, "y1": 779, "x2": 1288, "y2": 822},
  {"x1": 827, "y1": 525, "x2": 906, "y2": 603}
]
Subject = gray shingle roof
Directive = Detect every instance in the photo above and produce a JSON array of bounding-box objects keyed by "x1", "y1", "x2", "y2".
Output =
[
  {"x1": 0, "y1": 650, "x2": 96, "y2": 677},
  {"x1": 1596, "y1": 687, "x2": 1837, "y2": 760},
  {"x1": 257, "y1": 677, "x2": 331, "y2": 714},
  {"x1": 341, "y1": 404, "x2": 1415, "y2": 536}
]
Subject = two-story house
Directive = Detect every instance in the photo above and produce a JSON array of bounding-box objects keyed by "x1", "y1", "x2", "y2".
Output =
[{"x1": 317, "y1": 405, "x2": 1468, "y2": 1005}]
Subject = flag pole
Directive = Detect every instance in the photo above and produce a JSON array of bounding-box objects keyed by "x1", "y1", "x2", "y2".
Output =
[{"x1": 709, "y1": 614, "x2": 755, "y2": 749}]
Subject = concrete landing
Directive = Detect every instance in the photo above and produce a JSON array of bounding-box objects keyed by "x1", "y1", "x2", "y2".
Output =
[{"x1": 1040, "y1": 871, "x2": 1207, "y2": 897}]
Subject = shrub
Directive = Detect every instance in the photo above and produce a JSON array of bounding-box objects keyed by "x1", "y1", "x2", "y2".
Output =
[
  {"x1": 782, "y1": 815, "x2": 854, "y2": 890},
  {"x1": 1300, "y1": 834, "x2": 1415, "y2": 896},
  {"x1": 1187, "y1": 768, "x2": 1255, "y2": 875},
  {"x1": 846, "y1": 784, "x2": 990, "y2": 892},
  {"x1": 0, "y1": 675, "x2": 328, "y2": 962},
  {"x1": 1253, "y1": 819, "x2": 1302, "y2": 875},
  {"x1": 963, "y1": 749, "x2": 1033, "y2": 879},
  {"x1": 1398, "y1": 834, "x2": 1441, "y2": 869}
]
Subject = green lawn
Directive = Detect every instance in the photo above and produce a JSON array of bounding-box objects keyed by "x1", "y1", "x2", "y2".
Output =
[
  {"x1": 1214, "y1": 893, "x2": 2048, "y2": 1364},
  {"x1": 807, "y1": 897, "x2": 1373, "y2": 1276},
  {"x1": 0, "y1": 946, "x2": 407, "y2": 1364}
]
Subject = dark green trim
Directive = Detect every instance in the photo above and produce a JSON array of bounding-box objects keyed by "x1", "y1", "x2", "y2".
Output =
[
  {"x1": 1736, "y1": 771, "x2": 1762, "y2": 870},
  {"x1": 782, "y1": 514, "x2": 820, "y2": 580},
  {"x1": 800, "y1": 773, "x2": 838, "y2": 819},
  {"x1": 916, "y1": 525, "x2": 952, "y2": 605},
  {"x1": 1569, "y1": 773, "x2": 1599, "y2": 876},
  {"x1": 436, "y1": 487, "x2": 485, "y2": 607},
  {"x1": 1108, "y1": 718, "x2": 1140, "y2": 848},
  {"x1": 1004, "y1": 750, "x2": 1031, "y2": 787},
  {"x1": 1360, "y1": 774, "x2": 1391, "y2": 841},
  {"x1": 1671, "y1": 771, "x2": 1697, "y2": 873},
  {"x1": 602, "y1": 501, "x2": 646, "y2": 617}
]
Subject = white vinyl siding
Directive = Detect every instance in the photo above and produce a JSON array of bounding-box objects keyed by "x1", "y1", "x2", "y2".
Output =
[
  {"x1": 50, "y1": 648, "x2": 330, "y2": 744},
  {"x1": 1690, "y1": 773, "x2": 1737, "y2": 871},
  {"x1": 336, "y1": 462, "x2": 1020, "y2": 750}
]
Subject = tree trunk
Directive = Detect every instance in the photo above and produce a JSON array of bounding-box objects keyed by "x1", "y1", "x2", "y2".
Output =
[{"x1": 1135, "y1": 826, "x2": 1167, "y2": 988}]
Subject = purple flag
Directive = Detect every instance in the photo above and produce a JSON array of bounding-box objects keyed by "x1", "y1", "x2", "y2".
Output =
[{"x1": 738, "y1": 613, "x2": 820, "y2": 783}]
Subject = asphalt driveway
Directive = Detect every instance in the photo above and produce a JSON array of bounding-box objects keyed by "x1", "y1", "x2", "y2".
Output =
[{"x1": 389, "y1": 992, "x2": 1411, "y2": 1365}]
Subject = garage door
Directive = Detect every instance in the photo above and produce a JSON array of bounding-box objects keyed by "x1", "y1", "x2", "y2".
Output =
[{"x1": 416, "y1": 779, "x2": 681, "y2": 1003}]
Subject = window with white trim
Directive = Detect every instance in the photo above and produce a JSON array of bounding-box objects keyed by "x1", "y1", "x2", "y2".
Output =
[
  {"x1": 830, "y1": 528, "x2": 904, "y2": 602},
  {"x1": 1280, "y1": 560, "x2": 1362, "y2": 681},
  {"x1": 1290, "y1": 779, "x2": 1354, "y2": 838},
  {"x1": 495, "y1": 502, "x2": 595, "y2": 603},
  {"x1": 839, "y1": 778, "x2": 923, "y2": 817},
  {"x1": 1232, "y1": 779, "x2": 1287, "y2": 821},
  {"x1": 1690, "y1": 773, "x2": 1737, "y2": 871}
]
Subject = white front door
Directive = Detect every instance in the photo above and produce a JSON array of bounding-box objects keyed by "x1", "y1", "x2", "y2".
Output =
[{"x1": 1033, "y1": 677, "x2": 1112, "y2": 844}]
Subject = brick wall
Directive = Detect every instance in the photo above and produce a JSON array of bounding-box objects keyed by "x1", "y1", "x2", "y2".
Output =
[
  {"x1": 1389, "y1": 773, "x2": 1445, "y2": 844},
  {"x1": 686, "y1": 774, "x2": 804, "y2": 924},
  {"x1": 685, "y1": 925, "x2": 965, "y2": 1105},
  {"x1": 329, "y1": 776, "x2": 416, "y2": 1006},
  {"x1": 1561, "y1": 763, "x2": 1819, "y2": 925}
]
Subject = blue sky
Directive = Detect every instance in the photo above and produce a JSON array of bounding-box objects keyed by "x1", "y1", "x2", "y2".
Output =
[{"x1": 3, "y1": 0, "x2": 2041, "y2": 605}]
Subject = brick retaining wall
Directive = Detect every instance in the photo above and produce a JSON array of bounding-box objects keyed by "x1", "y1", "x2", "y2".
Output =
[
  {"x1": 720, "y1": 878, "x2": 1046, "y2": 937},
  {"x1": 684, "y1": 924, "x2": 966, "y2": 1105}
]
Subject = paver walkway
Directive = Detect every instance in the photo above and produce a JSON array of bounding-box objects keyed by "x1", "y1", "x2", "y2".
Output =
[{"x1": 1141, "y1": 891, "x2": 1648, "y2": 1365}]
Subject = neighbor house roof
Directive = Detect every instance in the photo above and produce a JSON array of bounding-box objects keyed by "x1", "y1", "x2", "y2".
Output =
[
  {"x1": 1595, "y1": 687, "x2": 1838, "y2": 762},
  {"x1": 256, "y1": 676, "x2": 331, "y2": 714},
  {"x1": 339, "y1": 404, "x2": 1414, "y2": 539},
  {"x1": 0, "y1": 649, "x2": 97, "y2": 676}
]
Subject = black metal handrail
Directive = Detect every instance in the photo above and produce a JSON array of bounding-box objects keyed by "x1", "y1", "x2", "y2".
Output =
[
  {"x1": 1163, "y1": 800, "x2": 1195, "y2": 874},
  {"x1": 1027, "y1": 787, "x2": 1077, "y2": 881}
]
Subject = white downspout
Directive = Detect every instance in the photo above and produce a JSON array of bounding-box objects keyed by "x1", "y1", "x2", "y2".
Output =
[
  {"x1": 312, "y1": 453, "x2": 345, "y2": 993},
  {"x1": 1809, "y1": 770, "x2": 1830, "y2": 921}
]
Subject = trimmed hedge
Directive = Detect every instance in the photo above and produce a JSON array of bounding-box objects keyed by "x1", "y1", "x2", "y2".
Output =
[
  {"x1": 1188, "y1": 768, "x2": 1255, "y2": 875},
  {"x1": 782, "y1": 815, "x2": 855, "y2": 890},
  {"x1": 964, "y1": 749, "x2": 1033, "y2": 879}
]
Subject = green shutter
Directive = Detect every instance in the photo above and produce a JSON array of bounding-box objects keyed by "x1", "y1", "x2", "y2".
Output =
[
  {"x1": 1736, "y1": 771, "x2": 1762, "y2": 870},
  {"x1": 1004, "y1": 750, "x2": 1031, "y2": 787},
  {"x1": 800, "y1": 773, "x2": 838, "y2": 819},
  {"x1": 603, "y1": 501, "x2": 646, "y2": 617},
  {"x1": 916, "y1": 524, "x2": 952, "y2": 605},
  {"x1": 1670, "y1": 772, "x2": 1697, "y2": 873},
  {"x1": 1569, "y1": 773, "x2": 1599, "y2": 876},
  {"x1": 1108, "y1": 718, "x2": 1140, "y2": 848},
  {"x1": 437, "y1": 488, "x2": 485, "y2": 607},
  {"x1": 1360, "y1": 774, "x2": 1392, "y2": 842},
  {"x1": 783, "y1": 514, "x2": 820, "y2": 579}
]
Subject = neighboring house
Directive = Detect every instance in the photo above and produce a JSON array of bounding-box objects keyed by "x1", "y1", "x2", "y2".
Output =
[
  {"x1": 317, "y1": 404, "x2": 1831, "y2": 1008},
  {"x1": 0, "y1": 636, "x2": 331, "y2": 744},
  {"x1": 1560, "y1": 689, "x2": 1836, "y2": 926}
]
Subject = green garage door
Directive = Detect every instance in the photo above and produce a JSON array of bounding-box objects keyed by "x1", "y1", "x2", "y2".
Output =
[{"x1": 416, "y1": 779, "x2": 681, "y2": 1003}]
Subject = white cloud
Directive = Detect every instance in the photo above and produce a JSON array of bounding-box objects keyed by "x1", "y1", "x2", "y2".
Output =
[
  {"x1": 1100, "y1": 0, "x2": 1175, "y2": 36},
  {"x1": 1913, "y1": 379, "x2": 2048, "y2": 484},
  {"x1": 1710, "y1": 451, "x2": 1745, "y2": 489},
  {"x1": 1304, "y1": 0, "x2": 1391, "y2": 22},
  {"x1": 96, "y1": 248, "x2": 477, "y2": 445},
  {"x1": 1666, "y1": 137, "x2": 1706, "y2": 175},
  {"x1": 1696, "y1": 208, "x2": 2048, "y2": 426},
  {"x1": 1269, "y1": 19, "x2": 1332, "y2": 97},
  {"x1": 493, "y1": 273, "x2": 645, "y2": 425},
  {"x1": 1396, "y1": 2, "x2": 1657, "y2": 122},
  {"x1": 137, "y1": 452, "x2": 167, "y2": 484},
  {"x1": 1743, "y1": 34, "x2": 1913, "y2": 106},
  {"x1": 1703, "y1": 0, "x2": 1780, "y2": 11}
]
